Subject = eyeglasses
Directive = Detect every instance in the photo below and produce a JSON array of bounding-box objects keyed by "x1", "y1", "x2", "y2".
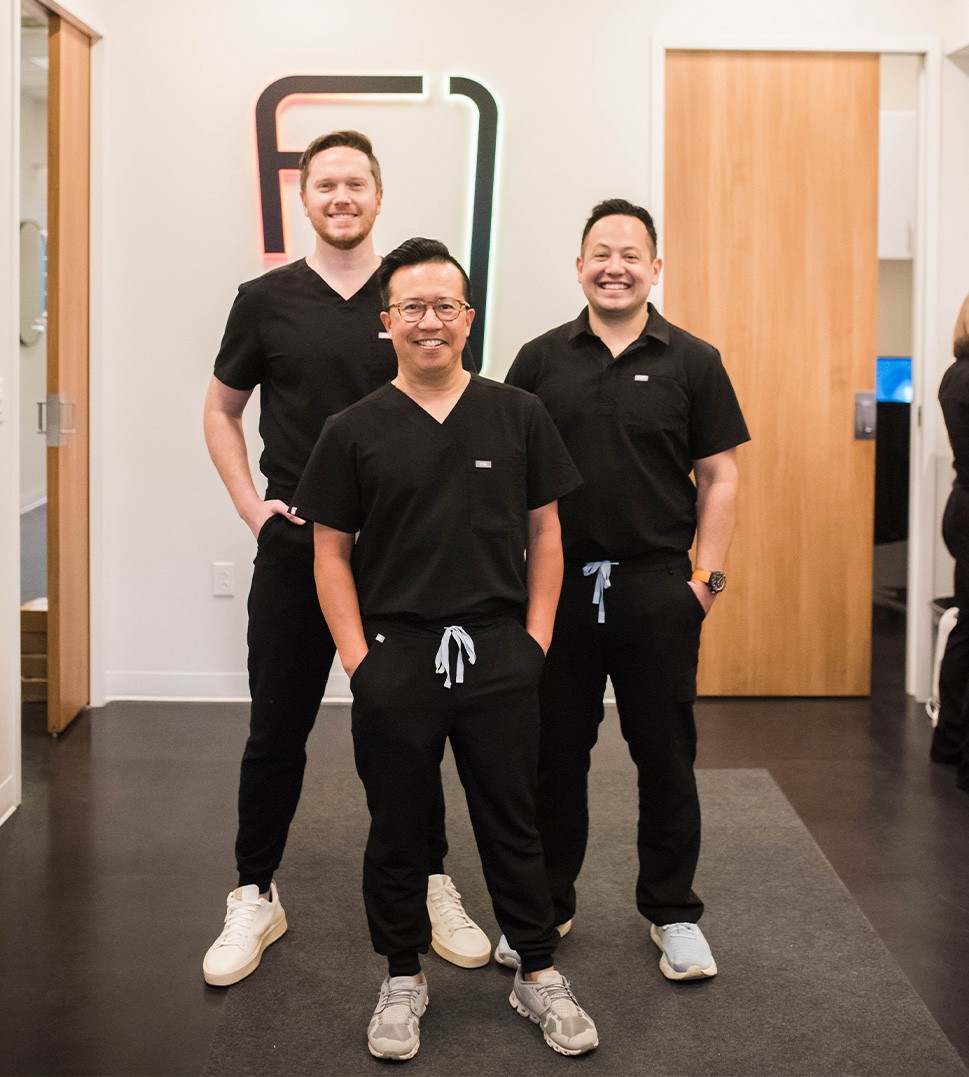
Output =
[{"x1": 387, "y1": 299, "x2": 470, "y2": 322}]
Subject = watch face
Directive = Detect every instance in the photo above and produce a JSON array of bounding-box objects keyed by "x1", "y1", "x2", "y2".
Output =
[{"x1": 709, "y1": 571, "x2": 727, "y2": 594}]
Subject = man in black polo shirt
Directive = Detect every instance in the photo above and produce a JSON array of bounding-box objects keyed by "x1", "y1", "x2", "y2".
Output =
[
  {"x1": 293, "y1": 238, "x2": 598, "y2": 1061},
  {"x1": 201, "y1": 132, "x2": 486, "y2": 987},
  {"x1": 502, "y1": 199, "x2": 749, "y2": 981}
]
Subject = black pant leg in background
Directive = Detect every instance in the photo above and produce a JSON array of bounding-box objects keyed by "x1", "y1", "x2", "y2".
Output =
[
  {"x1": 936, "y1": 488, "x2": 969, "y2": 788},
  {"x1": 606, "y1": 563, "x2": 704, "y2": 925},
  {"x1": 536, "y1": 560, "x2": 704, "y2": 927},
  {"x1": 536, "y1": 571, "x2": 608, "y2": 927},
  {"x1": 236, "y1": 517, "x2": 449, "y2": 891}
]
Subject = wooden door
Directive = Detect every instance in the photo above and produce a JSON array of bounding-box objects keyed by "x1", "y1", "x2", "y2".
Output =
[
  {"x1": 46, "y1": 15, "x2": 90, "y2": 733},
  {"x1": 664, "y1": 51, "x2": 879, "y2": 695}
]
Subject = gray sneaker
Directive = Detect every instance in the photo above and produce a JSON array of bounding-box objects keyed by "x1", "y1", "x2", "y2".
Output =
[
  {"x1": 493, "y1": 920, "x2": 573, "y2": 970},
  {"x1": 650, "y1": 922, "x2": 718, "y2": 980},
  {"x1": 367, "y1": 975, "x2": 428, "y2": 1060},
  {"x1": 509, "y1": 968, "x2": 598, "y2": 1056}
]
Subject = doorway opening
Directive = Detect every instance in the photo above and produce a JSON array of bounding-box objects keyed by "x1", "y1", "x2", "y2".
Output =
[
  {"x1": 872, "y1": 53, "x2": 920, "y2": 683},
  {"x1": 19, "y1": 0, "x2": 49, "y2": 721}
]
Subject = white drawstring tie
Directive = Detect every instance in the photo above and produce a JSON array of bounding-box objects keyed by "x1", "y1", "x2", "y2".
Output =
[{"x1": 435, "y1": 626, "x2": 476, "y2": 689}]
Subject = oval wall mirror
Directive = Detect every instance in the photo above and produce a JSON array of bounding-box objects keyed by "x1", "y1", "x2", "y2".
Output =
[{"x1": 20, "y1": 218, "x2": 47, "y2": 347}]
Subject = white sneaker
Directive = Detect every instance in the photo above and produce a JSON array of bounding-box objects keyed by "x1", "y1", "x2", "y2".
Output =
[
  {"x1": 509, "y1": 967, "x2": 598, "y2": 1056},
  {"x1": 494, "y1": 919, "x2": 573, "y2": 970},
  {"x1": 650, "y1": 921, "x2": 718, "y2": 980},
  {"x1": 368, "y1": 975, "x2": 428, "y2": 1060},
  {"x1": 426, "y1": 874, "x2": 490, "y2": 968},
  {"x1": 202, "y1": 881, "x2": 287, "y2": 986}
]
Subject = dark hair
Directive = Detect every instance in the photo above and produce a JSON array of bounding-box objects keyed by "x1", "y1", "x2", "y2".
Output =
[
  {"x1": 581, "y1": 198, "x2": 658, "y2": 257},
  {"x1": 298, "y1": 130, "x2": 382, "y2": 192},
  {"x1": 378, "y1": 238, "x2": 473, "y2": 308}
]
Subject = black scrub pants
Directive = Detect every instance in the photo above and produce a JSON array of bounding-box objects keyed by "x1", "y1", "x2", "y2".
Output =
[
  {"x1": 351, "y1": 618, "x2": 558, "y2": 976},
  {"x1": 536, "y1": 556, "x2": 705, "y2": 928},
  {"x1": 934, "y1": 486, "x2": 969, "y2": 791},
  {"x1": 236, "y1": 515, "x2": 449, "y2": 891}
]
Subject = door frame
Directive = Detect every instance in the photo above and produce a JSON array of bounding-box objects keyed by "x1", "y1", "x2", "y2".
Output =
[
  {"x1": 649, "y1": 33, "x2": 942, "y2": 700},
  {"x1": 0, "y1": 0, "x2": 101, "y2": 825}
]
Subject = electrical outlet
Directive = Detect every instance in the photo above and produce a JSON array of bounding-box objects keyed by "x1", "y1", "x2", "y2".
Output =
[{"x1": 212, "y1": 561, "x2": 235, "y2": 597}]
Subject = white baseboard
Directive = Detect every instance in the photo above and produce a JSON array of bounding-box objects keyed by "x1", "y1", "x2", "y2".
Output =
[
  {"x1": 0, "y1": 774, "x2": 19, "y2": 829},
  {"x1": 104, "y1": 668, "x2": 352, "y2": 702},
  {"x1": 104, "y1": 669, "x2": 610, "y2": 704},
  {"x1": 20, "y1": 491, "x2": 46, "y2": 515}
]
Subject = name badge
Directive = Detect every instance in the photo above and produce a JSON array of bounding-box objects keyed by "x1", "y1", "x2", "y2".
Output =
[
  {"x1": 475, "y1": 460, "x2": 492, "y2": 468},
  {"x1": 634, "y1": 374, "x2": 649, "y2": 382}
]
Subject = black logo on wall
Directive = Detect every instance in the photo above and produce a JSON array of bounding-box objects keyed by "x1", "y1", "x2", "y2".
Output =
[{"x1": 255, "y1": 75, "x2": 499, "y2": 365}]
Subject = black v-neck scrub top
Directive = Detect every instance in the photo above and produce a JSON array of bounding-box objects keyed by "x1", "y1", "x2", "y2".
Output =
[
  {"x1": 213, "y1": 258, "x2": 476, "y2": 504},
  {"x1": 293, "y1": 375, "x2": 582, "y2": 624},
  {"x1": 506, "y1": 304, "x2": 750, "y2": 563}
]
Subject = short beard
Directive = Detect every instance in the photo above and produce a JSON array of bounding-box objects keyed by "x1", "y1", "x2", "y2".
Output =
[{"x1": 320, "y1": 230, "x2": 367, "y2": 251}]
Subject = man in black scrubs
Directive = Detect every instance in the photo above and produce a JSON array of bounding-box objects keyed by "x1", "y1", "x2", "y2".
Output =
[
  {"x1": 201, "y1": 132, "x2": 487, "y2": 987},
  {"x1": 293, "y1": 238, "x2": 598, "y2": 1061},
  {"x1": 503, "y1": 199, "x2": 749, "y2": 981}
]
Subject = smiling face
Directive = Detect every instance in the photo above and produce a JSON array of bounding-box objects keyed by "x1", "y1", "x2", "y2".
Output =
[
  {"x1": 300, "y1": 145, "x2": 382, "y2": 251},
  {"x1": 380, "y1": 261, "x2": 474, "y2": 382},
  {"x1": 577, "y1": 214, "x2": 662, "y2": 322}
]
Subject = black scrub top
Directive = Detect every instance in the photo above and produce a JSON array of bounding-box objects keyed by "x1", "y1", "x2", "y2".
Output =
[
  {"x1": 940, "y1": 359, "x2": 969, "y2": 489},
  {"x1": 506, "y1": 304, "x2": 749, "y2": 562},
  {"x1": 213, "y1": 259, "x2": 476, "y2": 503},
  {"x1": 293, "y1": 374, "x2": 582, "y2": 623}
]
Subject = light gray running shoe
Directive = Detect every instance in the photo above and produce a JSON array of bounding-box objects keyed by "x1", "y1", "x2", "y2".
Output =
[
  {"x1": 650, "y1": 922, "x2": 718, "y2": 980},
  {"x1": 367, "y1": 975, "x2": 428, "y2": 1060},
  {"x1": 493, "y1": 920, "x2": 573, "y2": 970},
  {"x1": 509, "y1": 968, "x2": 598, "y2": 1056}
]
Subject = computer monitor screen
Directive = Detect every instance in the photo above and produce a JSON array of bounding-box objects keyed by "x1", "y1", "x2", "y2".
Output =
[{"x1": 876, "y1": 357, "x2": 912, "y2": 403}]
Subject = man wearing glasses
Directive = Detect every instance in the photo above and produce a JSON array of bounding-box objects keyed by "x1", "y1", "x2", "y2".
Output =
[
  {"x1": 292, "y1": 238, "x2": 598, "y2": 1061},
  {"x1": 202, "y1": 133, "x2": 485, "y2": 988}
]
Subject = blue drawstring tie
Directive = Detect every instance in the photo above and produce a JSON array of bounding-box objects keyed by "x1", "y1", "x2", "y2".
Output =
[{"x1": 583, "y1": 561, "x2": 618, "y2": 623}]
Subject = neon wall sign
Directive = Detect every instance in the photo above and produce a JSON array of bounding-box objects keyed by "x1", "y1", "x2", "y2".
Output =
[{"x1": 255, "y1": 75, "x2": 499, "y2": 365}]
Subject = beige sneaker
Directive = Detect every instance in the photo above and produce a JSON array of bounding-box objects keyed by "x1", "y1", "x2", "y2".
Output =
[
  {"x1": 426, "y1": 874, "x2": 490, "y2": 968},
  {"x1": 202, "y1": 881, "x2": 287, "y2": 986}
]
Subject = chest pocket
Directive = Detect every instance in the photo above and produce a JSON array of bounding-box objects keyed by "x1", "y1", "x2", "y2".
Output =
[
  {"x1": 621, "y1": 373, "x2": 690, "y2": 435},
  {"x1": 468, "y1": 451, "x2": 524, "y2": 533}
]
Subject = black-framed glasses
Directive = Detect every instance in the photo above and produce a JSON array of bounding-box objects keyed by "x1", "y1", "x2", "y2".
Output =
[{"x1": 387, "y1": 299, "x2": 470, "y2": 322}]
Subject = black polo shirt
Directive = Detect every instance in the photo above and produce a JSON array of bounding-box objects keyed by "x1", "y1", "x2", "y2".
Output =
[
  {"x1": 292, "y1": 375, "x2": 582, "y2": 624},
  {"x1": 213, "y1": 258, "x2": 476, "y2": 504},
  {"x1": 505, "y1": 304, "x2": 749, "y2": 562}
]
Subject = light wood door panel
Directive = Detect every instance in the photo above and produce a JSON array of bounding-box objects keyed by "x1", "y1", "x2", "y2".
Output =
[
  {"x1": 46, "y1": 15, "x2": 91, "y2": 733},
  {"x1": 664, "y1": 51, "x2": 879, "y2": 695}
]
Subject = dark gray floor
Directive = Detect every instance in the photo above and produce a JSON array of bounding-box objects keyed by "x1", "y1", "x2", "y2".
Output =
[
  {"x1": 205, "y1": 767, "x2": 965, "y2": 1076},
  {"x1": 2, "y1": 606, "x2": 968, "y2": 1075}
]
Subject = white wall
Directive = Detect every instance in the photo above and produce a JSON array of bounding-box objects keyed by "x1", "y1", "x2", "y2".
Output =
[{"x1": 85, "y1": 0, "x2": 969, "y2": 701}]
